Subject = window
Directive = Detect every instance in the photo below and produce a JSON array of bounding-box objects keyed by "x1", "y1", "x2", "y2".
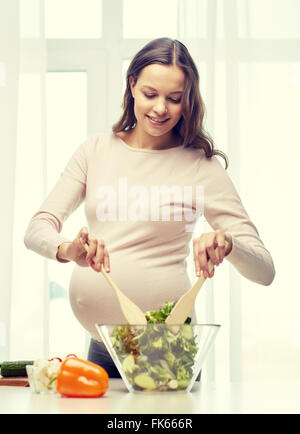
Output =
[
  {"x1": 20, "y1": 0, "x2": 40, "y2": 38},
  {"x1": 46, "y1": 72, "x2": 88, "y2": 356},
  {"x1": 237, "y1": 0, "x2": 300, "y2": 39},
  {"x1": 45, "y1": 0, "x2": 102, "y2": 39},
  {"x1": 12, "y1": 73, "x2": 46, "y2": 358},
  {"x1": 46, "y1": 72, "x2": 87, "y2": 189},
  {"x1": 0, "y1": 62, "x2": 6, "y2": 87},
  {"x1": 239, "y1": 62, "x2": 300, "y2": 379},
  {"x1": 122, "y1": 0, "x2": 178, "y2": 39}
]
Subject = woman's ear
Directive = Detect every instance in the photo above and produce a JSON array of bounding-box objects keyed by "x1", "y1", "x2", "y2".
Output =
[{"x1": 129, "y1": 75, "x2": 136, "y2": 98}]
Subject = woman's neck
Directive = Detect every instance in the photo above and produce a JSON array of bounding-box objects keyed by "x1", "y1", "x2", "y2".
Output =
[{"x1": 120, "y1": 127, "x2": 180, "y2": 150}]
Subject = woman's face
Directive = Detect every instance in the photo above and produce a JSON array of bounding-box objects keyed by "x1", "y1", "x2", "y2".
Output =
[{"x1": 129, "y1": 64, "x2": 185, "y2": 140}]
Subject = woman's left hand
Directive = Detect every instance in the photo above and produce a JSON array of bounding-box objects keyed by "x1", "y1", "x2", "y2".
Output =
[{"x1": 193, "y1": 230, "x2": 232, "y2": 278}]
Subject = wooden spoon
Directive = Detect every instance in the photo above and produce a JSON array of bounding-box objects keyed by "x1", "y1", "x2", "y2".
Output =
[
  {"x1": 80, "y1": 238, "x2": 147, "y2": 325},
  {"x1": 166, "y1": 241, "x2": 228, "y2": 328}
]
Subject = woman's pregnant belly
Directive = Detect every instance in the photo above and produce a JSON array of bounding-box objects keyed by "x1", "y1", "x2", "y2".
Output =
[{"x1": 69, "y1": 253, "x2": 191, "y2": 339}]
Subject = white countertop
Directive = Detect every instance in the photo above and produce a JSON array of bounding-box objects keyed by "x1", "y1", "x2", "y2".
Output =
[{"x1": 1, "y1": 379, "x2": 300, "y2": 414}]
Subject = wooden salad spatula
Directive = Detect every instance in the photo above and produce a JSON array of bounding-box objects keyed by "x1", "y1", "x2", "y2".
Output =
[
  {"x1": 80, "y1": 238, "x2": 147, "y2": 325},
  {"x1": 166, "y1": 241, "x2": 229, "y2": 328}
]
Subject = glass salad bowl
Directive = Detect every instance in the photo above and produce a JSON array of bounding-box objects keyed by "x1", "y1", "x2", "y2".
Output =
[{"x1": 95, "y1": 323, "x2": 220, "y2": 393}]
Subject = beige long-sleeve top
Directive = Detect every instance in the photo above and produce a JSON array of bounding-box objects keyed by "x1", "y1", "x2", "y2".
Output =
[{"x1": 24, "y1": 133, "x2": 275, "y2": 338}]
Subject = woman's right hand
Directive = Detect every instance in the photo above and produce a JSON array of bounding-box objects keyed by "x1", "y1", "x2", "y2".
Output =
[{"x1": 57, "y1": 227, "x2": 110, "y2": 273}]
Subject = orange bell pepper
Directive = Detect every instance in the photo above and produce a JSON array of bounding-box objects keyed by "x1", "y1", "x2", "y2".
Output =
[{"x1": 56, "y1": 357, "x2": 109, "y2": 397}]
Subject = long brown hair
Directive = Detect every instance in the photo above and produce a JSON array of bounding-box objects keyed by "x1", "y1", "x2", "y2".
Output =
[{"x1": 112, "y1": 37, "x2": 228, "y2": 169}]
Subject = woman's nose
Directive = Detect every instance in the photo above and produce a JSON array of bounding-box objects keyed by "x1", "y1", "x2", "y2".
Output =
[{"x1": 153, "y1": 100, "x2": 167, "y2": 115}]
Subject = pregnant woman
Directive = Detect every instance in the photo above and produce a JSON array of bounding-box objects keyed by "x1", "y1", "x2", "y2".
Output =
[{"x1": 24, "y1": 37, "x2": 275, "y2": 377}]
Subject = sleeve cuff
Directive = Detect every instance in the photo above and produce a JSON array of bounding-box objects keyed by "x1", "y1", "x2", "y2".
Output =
[
  {"x1": 40, "y1": 234, "x2": 71, "y2": 262},
  {"x1": 225, "y1": 236, "x2": 275, "y2": 286}
]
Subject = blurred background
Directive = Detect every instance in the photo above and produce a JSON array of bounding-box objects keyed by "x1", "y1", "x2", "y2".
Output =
[{"x1": 1, "y1": 0, "x2": 300, "y2": 383}]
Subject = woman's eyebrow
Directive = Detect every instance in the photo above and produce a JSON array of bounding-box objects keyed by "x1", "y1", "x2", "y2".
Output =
[{"x1": 141, "y1": 85, "x2": 183, "y2": 95}]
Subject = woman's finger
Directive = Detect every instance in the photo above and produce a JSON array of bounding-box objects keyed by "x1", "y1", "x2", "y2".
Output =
[
  {"x1": 80, "y1": 226, "x2": 89, "y2": 237},
  {"x1": 206, "y1": 238, "x2": 219, "y2": 267},
  {"x1": 93, "y1": 239, "x2": 105, "y2": 272},
  {"x1": 84, "y1": 238, "x2": 98, "y2": 268},
  {"x1": 203, "y1": 232, "x2": 219, "y2": 277},
  {"x1": 79, "y1": 235, "x2": 110, "y2": 273},
  {"x1": 215, "y1": 230, "x2": 226, "y2": 263},
  {"x1": 197, "y1": 239, "x2": 212, "y2": 278},
  {"x1": 78, "y1": 237, "x2": 93, "y2": 265},
  {"x1": 193, "y1": 240, "x2": 201, "y2": 276},
  {"x1": 76, "y1": 228, "x2": 88, "y2": 252},
  {"x1": 103, "y1": 247, "x2": 110, "y2": 272},
  {"x1": 194, "y1": 238, "x2": 211, "y2": 277}
]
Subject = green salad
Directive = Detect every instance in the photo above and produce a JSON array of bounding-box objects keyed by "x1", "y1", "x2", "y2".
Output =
[{"x1": 111, "y1": 302, "x2": 198, "y2": 391}]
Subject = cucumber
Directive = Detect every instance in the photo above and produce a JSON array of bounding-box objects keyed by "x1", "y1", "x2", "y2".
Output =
[
  {"x1": 0, "y1": 361, "x2": 34, "y2": 377},
  {"x1": 168, "y1": 379, "x2": 178, "y2": 389},
  {"x1": 122, "y1": 354, "x2": 136, "y2": 373},
  {"x1": 134, "y1": 373, "x2": 156, "y2": 390}
]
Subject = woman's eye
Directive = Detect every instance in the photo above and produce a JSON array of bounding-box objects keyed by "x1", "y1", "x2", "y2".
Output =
[
  {"x1": 169, "y1": 98, "x2": 181, "y2": 104},
  {"x1": 143, "y1": 94, "x2": 181, "y2": 104}
]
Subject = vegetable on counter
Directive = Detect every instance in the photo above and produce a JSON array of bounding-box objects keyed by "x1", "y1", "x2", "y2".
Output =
[
  {"x1": 56, "y1": 357, "x2": 109, "y2": 398},
  {"x1": 0, "y1": 354, "x2": 76, "y2": 379},
  {"x1": 29, "y1": 359, "x2": 62, "y2": 392},
  {"x1": 111, "y1": 301, "x2": 197, "y2": 392},
  {"x1": 0, "y1": 360, "x2": 34, "y2": 377}
]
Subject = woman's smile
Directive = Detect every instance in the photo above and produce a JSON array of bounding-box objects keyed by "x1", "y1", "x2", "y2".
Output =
[{"x1": 146, "y1": 115, "x2": 170, "y2": 127}]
